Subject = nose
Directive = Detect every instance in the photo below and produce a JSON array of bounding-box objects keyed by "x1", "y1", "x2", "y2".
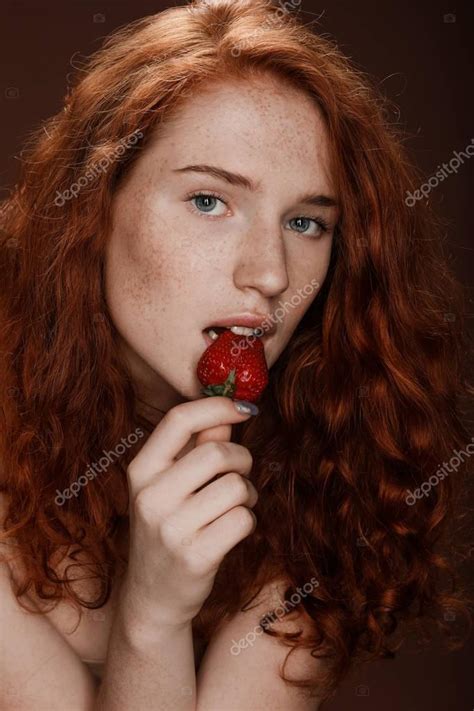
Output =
[{"x1": 233, "y1": 217, "x2": 289, "y2": 298}]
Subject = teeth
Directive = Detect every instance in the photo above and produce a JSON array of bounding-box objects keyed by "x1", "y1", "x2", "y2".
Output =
[
  {"x1": 205, "y1": 325, "x2": 261, "y2": 341},
  {"x1": 229, "y1": 325, "x2": 258, "y2": 336}
]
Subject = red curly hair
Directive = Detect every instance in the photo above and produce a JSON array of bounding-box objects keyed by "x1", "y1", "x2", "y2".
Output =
[{"x1": 0, "y1": 0, "x2": 472, "y2": 702}]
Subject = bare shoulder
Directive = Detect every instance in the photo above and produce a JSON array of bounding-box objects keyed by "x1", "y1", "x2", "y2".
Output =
[
  {"x1": 230, "y1": 575, "x2": 320, "y2": 664},
  {"x1": 196, "y1": 576, "x2": 324, "y2": 711},
  {"x1": 0, "y1": 493, "x2": 98, "y2": 709}
]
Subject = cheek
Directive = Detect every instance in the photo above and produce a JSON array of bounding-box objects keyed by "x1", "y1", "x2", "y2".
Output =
[
  {"x1": 291, "y1": 294, "x2": 316, "y2": 329},
  {"x1": 114, "y1": 218, "x2": 193, "y2": 309},
  {"x1": 282, "y1": 245, "x2": 333, "y2": 327},
  {"x1": 313, "y1": 235, "x2": 334, "y2": 273},
  {"x1": 289, "y1": 239, "x2": 333, "y2": 292}
]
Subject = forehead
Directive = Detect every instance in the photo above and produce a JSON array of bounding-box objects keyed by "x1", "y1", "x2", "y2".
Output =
[{"x1": 143, "y1": 73, "x2": 334, "y2": 192}]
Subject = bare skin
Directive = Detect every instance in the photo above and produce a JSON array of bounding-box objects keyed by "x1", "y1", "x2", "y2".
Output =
[{"x1": 0, "y1": 72, "x2": 338, "y2": 710}]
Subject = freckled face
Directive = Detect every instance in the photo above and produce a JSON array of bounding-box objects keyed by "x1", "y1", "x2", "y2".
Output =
[{"x1": 104, "y1": 73, "x2": 339, "y2": 407}]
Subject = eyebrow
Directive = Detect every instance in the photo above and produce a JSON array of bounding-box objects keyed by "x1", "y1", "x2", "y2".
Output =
[{"x1": 172, "y1": 163, "x2": 339, "y2": 208}]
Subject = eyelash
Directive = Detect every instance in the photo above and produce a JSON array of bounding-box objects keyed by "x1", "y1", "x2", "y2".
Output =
[{"x1": 184, "y1": 190, "x2": 330, "y2": 239}]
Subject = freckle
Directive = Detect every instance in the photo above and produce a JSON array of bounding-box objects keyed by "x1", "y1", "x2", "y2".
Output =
[{"x1": 119, "y1": 225, "x2": 160, "y2": 309}]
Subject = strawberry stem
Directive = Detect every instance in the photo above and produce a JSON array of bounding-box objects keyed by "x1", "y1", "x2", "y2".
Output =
[{"x1": 200, "y1": 369, "x2": 237, "y2": 398}]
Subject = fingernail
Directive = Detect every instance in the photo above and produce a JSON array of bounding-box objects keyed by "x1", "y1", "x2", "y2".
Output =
[{"x1": 234, "y1": 400, "x2": 259, "y2": 416}]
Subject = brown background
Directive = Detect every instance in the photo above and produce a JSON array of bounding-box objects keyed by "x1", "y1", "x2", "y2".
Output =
[{"x1": 1, "y1": 1, "x2": 473, "y2": 708}]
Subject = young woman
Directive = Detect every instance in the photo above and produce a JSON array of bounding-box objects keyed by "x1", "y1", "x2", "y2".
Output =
[{"x1": 0, "y1": 1, "x2": 471, "y2": 709}]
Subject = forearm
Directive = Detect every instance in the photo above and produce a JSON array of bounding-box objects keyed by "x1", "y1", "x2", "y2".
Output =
[{"x1": 94, "y1": 592, "x2": 196, "y2": 711}]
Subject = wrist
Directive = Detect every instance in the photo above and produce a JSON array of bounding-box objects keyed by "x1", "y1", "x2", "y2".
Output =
[{"x1": 116, "y1": 581, "x2": 193, "y2": 647}]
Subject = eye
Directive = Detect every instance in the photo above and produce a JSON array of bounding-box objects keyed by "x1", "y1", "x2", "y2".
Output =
[
  {"x1": 186, "y1": 191, "x2": 228, "y2": 217},
  {"x1": 184, "y1": 192, "x2": 331, "y2": 239},
  {"x1": 286, "y1": 216, "x2": 330, "y2": 239}
]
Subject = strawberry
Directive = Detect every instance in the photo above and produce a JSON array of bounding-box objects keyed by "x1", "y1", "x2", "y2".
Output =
[{"x1": 197, "y1": 329, "x2": 269, "y2": 403}]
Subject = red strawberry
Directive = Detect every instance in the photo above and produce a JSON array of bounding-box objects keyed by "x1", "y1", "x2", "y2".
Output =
[{"x1": 197, "y1": 329, "x2": 269, "y2": 403}]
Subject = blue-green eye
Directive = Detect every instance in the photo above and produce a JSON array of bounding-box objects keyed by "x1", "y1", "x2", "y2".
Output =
[
  {"x1": 185, "y1": 191, "x2": 330, "y2": 238},
  {"x1": 287, "y1": 216, "x2": 330, "y2": 239},
  {"x1": 187, "y1": 192, "x2": 228, "y2": 216}
]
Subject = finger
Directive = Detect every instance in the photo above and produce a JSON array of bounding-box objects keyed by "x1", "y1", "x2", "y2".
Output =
[
  {"x1": 194, "y1": 423, "x2": 231, "y2": 447},
  {"x1": 175, "y1": 422, "x2": 231, "y2": 461},
  {"x1": 196, "y1": 506, "x2": 257, "y2": 564},
  {"x1": 155, "y1": 441, "x2": 253, "y2": 504},
  {"x1": 127, "y1": 397, "x2": 253, "y2": 493},
  {"x1": 177, "y1": 472, "x2": 258, "y2": 530}
]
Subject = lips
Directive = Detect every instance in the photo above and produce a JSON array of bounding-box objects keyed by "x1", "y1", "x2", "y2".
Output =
[
  {"x1": 202, "y1": 313, "x2": 277, "y2": 341},
  {"x1": 205, "y1": 325, "x2": 259, "y2": 342}
]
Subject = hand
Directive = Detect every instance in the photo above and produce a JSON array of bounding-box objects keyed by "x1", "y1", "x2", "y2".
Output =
[{"x1": 121, "y1": 396, "x2": 258, "y2": 629}]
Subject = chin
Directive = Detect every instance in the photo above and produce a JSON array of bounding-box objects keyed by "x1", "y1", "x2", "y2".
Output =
[{"x1": 167, "y1": 373, "x2": 204, "y2": 402}]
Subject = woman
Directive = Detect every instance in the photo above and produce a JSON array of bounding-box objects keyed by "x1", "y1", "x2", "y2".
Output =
[{"x1": 0, "y1": 1, "x2": 471, "y2": 708}]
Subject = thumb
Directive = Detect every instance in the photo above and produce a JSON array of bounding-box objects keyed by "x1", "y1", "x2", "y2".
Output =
[
  {"x1": 194, "y1": 423, "x2": 232, "y2": 447},
  {"x1": 174, "y1": 423, "x2": 231, "y2": 462}
]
